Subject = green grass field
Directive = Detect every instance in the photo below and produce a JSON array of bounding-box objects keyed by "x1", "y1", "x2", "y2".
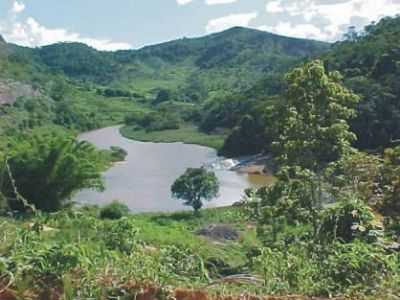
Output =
[{"x1": 120, "y1": 124, "x2": 227, "y2": 150}]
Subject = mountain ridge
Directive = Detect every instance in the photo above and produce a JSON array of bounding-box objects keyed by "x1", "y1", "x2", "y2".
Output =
[{"x1": 6, "y1": 26, "x2": 328, "y2": 99}]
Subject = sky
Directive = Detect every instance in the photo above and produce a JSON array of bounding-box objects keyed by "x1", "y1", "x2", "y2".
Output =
[{"x1": 0, "y1": 0, "x2": 399, "y2": 51}]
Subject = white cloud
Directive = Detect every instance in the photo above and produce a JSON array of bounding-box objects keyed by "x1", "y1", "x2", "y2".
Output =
[
  {"x1": 264, "y1": 0, "x2": 400, "y2": 41},
  {"x1": 206, "y1": 12, "x2": 258, "y2": 33},
  {"x1": 178, "y1": 0, "x2": 238, "y2": 5},
  {"x1": 176, "y1": 0, "x2": 194, "y2": 5},
  {"x1": 205, "y1": 0, "x2": 238, "y2": 5},
  {"x1": 266, "y1": 1, "x2": 284, "y2": 13},
  {"x1": 259, "y1": 22, "x2": 325, "y2": 40},
  {"x1": 11, "y1": 1, "x2": 25, "y2": 14},
  {"x1": 0, "y1": 1, "x2": 132, "y2": 51}
]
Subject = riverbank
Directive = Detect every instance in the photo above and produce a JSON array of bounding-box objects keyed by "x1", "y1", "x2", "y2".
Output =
[
  {"x1": 230, "y1": 154, "x2": 275, "y2": 176},
  {"x1": 76, "y1": 126, "x2": 270, "y2": 212},
  {"x1": 120, "y1": 124, "x2": 275, "y2": 177},
  {"x1": 120, "y1": 124, "x2": 226, "y2": 150}
]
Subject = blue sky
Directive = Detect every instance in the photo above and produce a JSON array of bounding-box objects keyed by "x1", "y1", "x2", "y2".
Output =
[{"x1": 0, "y1": 0, "x2": 399, "y2": 50}]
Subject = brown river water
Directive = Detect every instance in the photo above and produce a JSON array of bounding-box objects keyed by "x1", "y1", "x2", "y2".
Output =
[{"x1": 74, "y1": 126, "x2": 273, "y2": 212}]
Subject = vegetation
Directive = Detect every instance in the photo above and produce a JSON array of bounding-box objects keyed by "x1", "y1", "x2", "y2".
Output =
[
  {"x1": 124, "y1": 110, "x2": 181, "y2": 132},
  {"x1": 324, "y1": 17, "x2": 400, "y2": 150},
  {"x1": 1, "y1": 129, "x2": 107, "y2": 212},
  {"x1": 171, "y1": 168, "x2": 219, "y2": 212},
  {"x1": 1, "y1": 16, "x2": 400, "y2": 300},
  {"x1": 99, "y1": 201, "x2": 130, "y2": 219},
  {"x1": 120, "y1": 124, "x2": 226, "y2": 149}
]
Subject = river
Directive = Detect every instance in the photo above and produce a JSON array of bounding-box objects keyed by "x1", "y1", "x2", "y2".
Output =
[{"x1": 74, "y1": 126, "x2": 273, "y2": 212}]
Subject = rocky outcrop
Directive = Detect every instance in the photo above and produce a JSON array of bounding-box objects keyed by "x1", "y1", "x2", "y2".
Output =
[
  {"x1": 0, "y1": 80, "x2": 41, "y2": 105},
  {"x1": 196, "y1": 224, "x2": 239, "y2": 241}
]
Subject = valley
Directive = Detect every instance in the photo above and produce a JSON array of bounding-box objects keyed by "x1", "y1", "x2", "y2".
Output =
[{"x1": 0, "y1": 13, "x2": 400, "y2": 300}]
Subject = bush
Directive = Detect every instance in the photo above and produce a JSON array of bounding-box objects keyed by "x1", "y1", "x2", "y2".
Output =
[
  {"x1": 320, "y1": 241, "x2": 392, "y2": 294},
  {"x1": 124, "y1": 111, "x2": 180, "y2": 132},
  {"x1": 253, "y1": 241, "x2": 394, "y2": 296},
  {"x1": 318, "y1": 196, "x2": 376, "y2": 243},
  {"x1": 102, "y1": 218, "x2": 138, "y2": 253},
  {"x1": 109, "y1": 146, "x2": 128, "y2": 162},
  {"x1": 99, "y1": 201, "x2": 130, "y2": 220}
]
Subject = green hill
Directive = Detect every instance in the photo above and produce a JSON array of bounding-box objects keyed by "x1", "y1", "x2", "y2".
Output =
[
  {"x1": 29, "y1": 27, "x2": 329, "y2": 99},
  {"x1": 324, "y1": 16, "x2": 400, "y2": 150}
]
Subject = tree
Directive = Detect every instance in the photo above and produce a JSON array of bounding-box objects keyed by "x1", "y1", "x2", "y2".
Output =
[
  {"x1": 2, "y1": 129, "x2": 107, "y2": 212},
  {"x1": 171, "y1": 168, "x2": 219, "y2": 212},
  {"x1": 380, "y1": 146, "x2": 400, "y2": 215},
  {"x1": 260, "y1": 60, "x2": 361, "y2": 238},
  {"x1": 274, "y1": 60, "x2": 360, "y2": 172},
  {"x1": 154, "y1": 89, "x2": 171, "y2": 104}
]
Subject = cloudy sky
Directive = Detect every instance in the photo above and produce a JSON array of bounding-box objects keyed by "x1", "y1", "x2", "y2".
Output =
[{"x1": 0, "y1": 0, "x2": 399, "y2": 51}]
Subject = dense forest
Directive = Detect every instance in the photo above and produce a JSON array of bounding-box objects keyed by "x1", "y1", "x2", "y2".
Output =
[{"x1": 1, "y1": 16, "x2": 400, "y2": 300}]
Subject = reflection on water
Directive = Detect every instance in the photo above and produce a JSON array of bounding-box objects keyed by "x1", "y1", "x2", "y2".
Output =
[{"x1": 74, "y1": 126, "x2": 273, "y2": 212}]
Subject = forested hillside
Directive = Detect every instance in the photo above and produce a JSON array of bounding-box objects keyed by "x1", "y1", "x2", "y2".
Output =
[
  {"x1": 30, "y1": 27, "x2": 329, "y2": 99},
  {"x1": 2, "y1": 18, "x2": 400, "y2": 299},
  {"x1": 325, "y1": 17, "x2": 400, "y2": 150},
  {"x1": 211, "y1": 16, "x2": 400, "y2": 157}
]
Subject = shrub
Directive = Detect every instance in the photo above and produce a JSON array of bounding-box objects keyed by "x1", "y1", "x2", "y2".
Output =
[
  {"x1": 320, "y1": 241, "x2": 391, "y2": 294},
  {"x1": 102, "y1": 218, "x2": 138, "y2": 253},
  {"x1": 318, "y1": 196, "x2": 376, "y2": 243},
  {"x1": 99, "y1": 201, "x2": 130, "y2": 220},
  {"x1": 109, "y1": 146, "x2": 128, "y2": 162}
]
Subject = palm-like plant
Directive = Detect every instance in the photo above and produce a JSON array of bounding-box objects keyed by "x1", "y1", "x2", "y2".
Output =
[{"x1": 3, "y1": 129, "x2": 106, "y2": 212}]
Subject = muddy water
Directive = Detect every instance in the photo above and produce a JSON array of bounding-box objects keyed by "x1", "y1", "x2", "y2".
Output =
[{"x1": 74, "y1": 126, "x2": 274, "y2": 212}]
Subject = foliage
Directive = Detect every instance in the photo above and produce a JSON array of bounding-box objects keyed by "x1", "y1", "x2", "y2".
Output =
[
  {"x1": 220, "y1": 114, "x2": 267, "y2": 157},
  {"x1": 325, "y1": 16, "x2": 400, "y2": 150},
  {"x1": 125, "y1": 110, "x2": 181, "y2": 132},
  {"x1": 120, "y1": 124, "x2": 226, "y2": 150},
  {"x1": 253, "y1": 241, "x2": 396, "y2": 296},
  {"x1": 102, "y1": 218, "x2": 138, "y2": 253},
  {"x1": 326, "y1": 149, "x2": 383, "y2": 204},
  {"x1": 171, "y1": 168, "x2": 219, "y2": 212},
  {"x1": 318, "y1": 196, "x2": 376, "y2": 243},
  {"x1": 109, "y1": 146, "x2": 128, "y2": 162},
  {"x1": 274, "y1": 60, "x2": 360, "y2": 171},
  {"x1": 99, "y1": 201, "x2": 130, "y2": 220},
  {"x1": 2, "y1": 129, "x2": 107, "y2": 212},
  {"x1": 380, "y1": 146, "x2": 400, "y2": 214}
]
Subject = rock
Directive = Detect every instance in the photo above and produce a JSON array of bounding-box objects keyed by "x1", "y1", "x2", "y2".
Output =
[
  {"x1": 0, "y1": 80, "x2": 41, "y2": 106},
  {"x1": 196, "y1": 224, "x2": 239, "y2": 241},
  {"x1": 384, "y1": 242, "x2": 400, "y2": 252}
]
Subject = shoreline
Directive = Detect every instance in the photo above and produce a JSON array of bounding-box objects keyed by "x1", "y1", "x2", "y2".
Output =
[
  {"x1": 119, "y1": 124, "x2": 226, "y2": 151},
  {"x1": 119, "y1": 125, "x2": 274, "y2": 177},
  {"x1": 230, "y1": 154, "x2": 274, "y2": 176}
]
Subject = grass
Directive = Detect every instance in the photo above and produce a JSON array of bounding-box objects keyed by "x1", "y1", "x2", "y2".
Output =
[
  {"x1": 120, "y1": 124, "x2": 227, "y2": 150},
  {"x1": 0, "y1": 206, "x2": 262, "y2": 298}
]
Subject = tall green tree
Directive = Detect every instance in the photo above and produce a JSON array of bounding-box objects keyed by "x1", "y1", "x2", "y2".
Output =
[
  {"x1": 258, "y1": 60, "x2": 361, "y2": 239},
  {"x1": 274, "y1": 60, "x2": 360, "y2": 171},
  {"x1": 2, "y1": 129, "x2": 107, "y2": 212},
  {"x1": 171, "y1": 168, "x2": 219, "y2": 212}
]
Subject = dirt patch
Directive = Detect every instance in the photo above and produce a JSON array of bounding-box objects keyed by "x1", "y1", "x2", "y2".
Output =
[
  {"x1": 196, "y1": 224, "x2": 239, "y2": 241},
  {"x1": 0, "y1": 80, "x2": 41, "y2": 106}
]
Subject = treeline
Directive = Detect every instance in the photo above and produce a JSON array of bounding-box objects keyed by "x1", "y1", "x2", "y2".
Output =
[
  {"x1": 242, "y1": 60, "x2": 400, "y2": 296},
  {"x1": 202, "y1": 16, "x2": 400, "y2": 157}
]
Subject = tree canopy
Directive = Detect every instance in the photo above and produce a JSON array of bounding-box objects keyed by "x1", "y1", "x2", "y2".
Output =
[
  {"x1": 274, "y1": 60, "x2": 360, "y2": 172},
  {"x1": 171, "y1": 168, "x2": 219, "y2": 212},
  {"x1": 2, "y1": 129, "x2": 107, "y2": 212}
]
